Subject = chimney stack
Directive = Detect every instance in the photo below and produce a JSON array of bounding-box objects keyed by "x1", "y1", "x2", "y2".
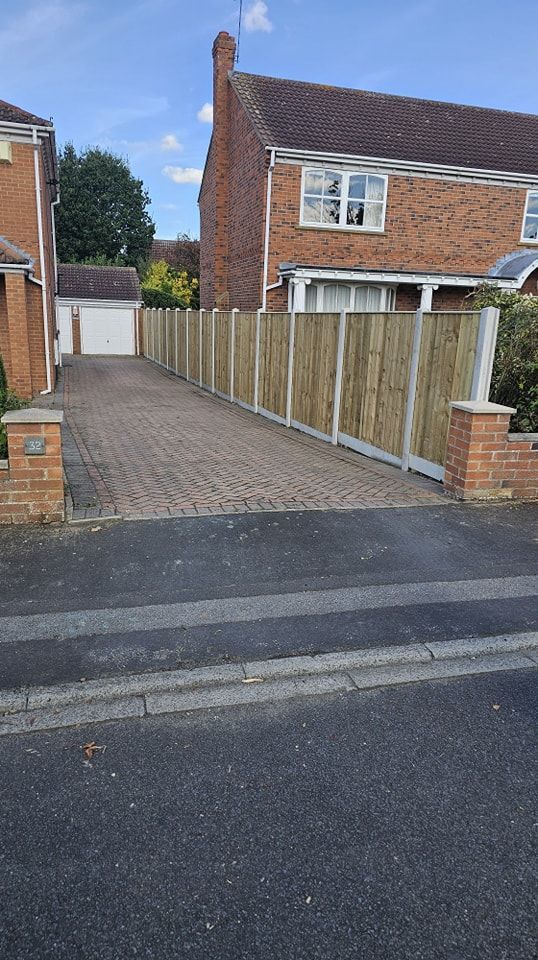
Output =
[{"x1": 212, "y1": 32, "x2": 236, "y2": 306}]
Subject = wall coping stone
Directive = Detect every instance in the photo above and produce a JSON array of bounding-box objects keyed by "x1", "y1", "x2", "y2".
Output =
[
  {"x1": 508, "y1": 432, "x2": 538, "y2": 442},
  {"x1": 449, "y1": 400, "x2": 517, "y2": 415},
  {"x1": 1, "y1": 408, "x2": 64, "y2": 425}
]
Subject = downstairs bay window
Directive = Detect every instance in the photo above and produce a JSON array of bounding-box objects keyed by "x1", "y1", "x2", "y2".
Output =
[
  {"x1": 304, "y1": 282, "x2": 395, "y2": 312},
  {"x1": 301, "y1": 168, "x2": 388, "y2": 231}
]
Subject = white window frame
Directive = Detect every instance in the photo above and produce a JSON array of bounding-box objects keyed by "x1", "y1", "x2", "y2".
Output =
[
  {"x1": 521, "y1": 190, "x2": 538, "y2": 244},
  {"x1": 304, "y1": 282, "x2": 396, "y2": 312},
  {"x1": 300, "y1": 167, "x2": 388, "y2": 233}
]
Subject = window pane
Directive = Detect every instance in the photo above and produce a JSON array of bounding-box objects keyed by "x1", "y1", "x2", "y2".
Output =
[
  {"x1": 523, "y1": 216, "x2": 538, "y2": 240},
  {"x1": 322, "y1": 198, "x2": 340, "y2": 223},
  {"x1": 303, "y1": 197, "x2": 322, "y2": 222},
  {"x1": 305, "y1": 283, "x2": 318, "y2": 311},
  {"x1": 527, "y1": 193, "x2": 538, "y2": 215},
  {"x1": 323, "y1": 285, "x2": 339, "y2": 311},
  {"x1": 366, "y1": 175, "x2": 385, "y2": 201},
  {"x1": 336, "y1": 286, "x2": 351, "y2": 310},
  {"x1": 324, "y1": 171, "x2": 342, "y2": 196},
  {"x1": 347, "y1": 201, "x2": 364, "y2": 226},
  {"x1": 348, "y1": 174, "x2": 366, "y2": 199},
  {"x1": 354, "y1": 286, "x2": 369, "y2": 310},
  {"x1": 363, "y1": 202, "x2": 383, "y2": 228},
  {"x1": 367, "y1": 287, "x2": 382, "y2": 310},
  {"x1": 304, "y1": 170, "x2": 324, "y2": 195}
]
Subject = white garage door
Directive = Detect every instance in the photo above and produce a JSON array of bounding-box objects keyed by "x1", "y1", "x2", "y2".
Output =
[
  {"x1": 58, "y1": 305, "x2": 73, "y2": 354},
  {"x1": 81, "y1": 306, "x2": 135, "y2": 355}
]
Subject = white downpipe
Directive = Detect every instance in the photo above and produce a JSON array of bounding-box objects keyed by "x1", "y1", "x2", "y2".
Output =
[
  {"x1": 261, "y1": 149, "x2": 276, "y2": 310},
  {"x1": 32, "y1": 128, "x2": 52, "y2": 394}
]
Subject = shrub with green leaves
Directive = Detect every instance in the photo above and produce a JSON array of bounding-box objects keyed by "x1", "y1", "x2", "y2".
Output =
[
  {"x1": 0, "y1": 354, "x2": 28, "y2": 459},
  {"x1": 141, "y1": 287, "x2": 188, "y2": 310},
  {"x1": 472, "y1": 286, "x2": 538, "y2": 433}
]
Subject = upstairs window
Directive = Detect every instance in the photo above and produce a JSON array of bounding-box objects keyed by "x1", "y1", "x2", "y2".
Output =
[
  {"x1": 522, "y1": 191, "x2": 538, "y2": 241},
  {"x1": 301, "y1": 168, "x2": 387, "y2": 231}
]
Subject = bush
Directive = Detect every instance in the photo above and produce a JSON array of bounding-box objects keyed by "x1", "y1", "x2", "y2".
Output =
[
  {"x1": 141, "y1": 287, "x2": 188, "y2": 310},
  {"x1": 0, "y1": 354, "x2": 28, "y2": 459},
  {"x1": 472, "y1": 286, "x2": 538, "y2": 433}
]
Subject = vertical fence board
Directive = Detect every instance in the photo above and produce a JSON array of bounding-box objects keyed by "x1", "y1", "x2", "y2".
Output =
[
  {"x1": 201, "y1": 310, "x2": 212, "y2": 387},
  {"x1": 234, "y1": 312, "x2": 257, "y2": 406},
  {"x1": 411, "y1": 311, "x2": 480, "y2": 467},
  {"x1": 188, "y1": 311, "x2": 200, "y2": 382},
  {"x1": 292, "y1": 312, "x2": 339, "y2": 435},
  {"x1": 258, "y1": 313, "x2": 289, "y2": 419},
  {"x1": 215, "y1": 311, "x2": 232, "y2": 396}
]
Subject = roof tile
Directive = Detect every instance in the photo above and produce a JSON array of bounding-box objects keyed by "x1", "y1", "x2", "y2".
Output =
[
  {"x1": 57, "y1": 264, "x2": 141, "y2": 302},
  {"x1": 230, "y1": 72, "x2": 538, "y2": 176}
]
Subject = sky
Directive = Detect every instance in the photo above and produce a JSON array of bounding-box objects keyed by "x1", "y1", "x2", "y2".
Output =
[{"x1": 1, "y1": 0, "x2": 536, "y2": 241}]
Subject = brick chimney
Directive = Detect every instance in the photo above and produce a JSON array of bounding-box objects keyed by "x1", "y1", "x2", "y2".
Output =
[{"x1": 212, "y1": 31, "x2": 236, "y2": 307}]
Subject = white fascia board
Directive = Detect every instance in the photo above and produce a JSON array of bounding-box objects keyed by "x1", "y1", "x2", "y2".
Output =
[
  {"x1": 269, "y1": 147, "x2": 538, "y2": 189},
  {"x1": 56, "y1": 298, "x2": 139, "y2": 309},
  {"x1": 278, "y1": 265, "x2": 518, "y2": 289}
]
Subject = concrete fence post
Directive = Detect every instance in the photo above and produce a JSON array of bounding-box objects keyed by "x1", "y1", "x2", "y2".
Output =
[{"x1": 470, "y1": 307, "x2": 500, "y2": 401}]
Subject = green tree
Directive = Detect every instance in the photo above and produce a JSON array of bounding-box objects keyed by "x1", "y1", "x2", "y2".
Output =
[{"x1": 55, "y1": 143, "x2": 155, "y2": 266}]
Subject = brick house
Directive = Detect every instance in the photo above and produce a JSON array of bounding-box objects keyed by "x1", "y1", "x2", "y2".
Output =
[
  {"x1": 0, "y1": 100, "x2": 59, "y2": 398},
  {"x1": 199, "y1": 32, "x2": 538, "y2": 313}
]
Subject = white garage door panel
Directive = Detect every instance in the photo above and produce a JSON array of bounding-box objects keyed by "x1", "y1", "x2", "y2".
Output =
[
  {"x1": 81, "y1": 307, "x2": 135, "y2": 355},
  {"x1": 58, "y1": 305, "x2": 73, "y2": 354}
]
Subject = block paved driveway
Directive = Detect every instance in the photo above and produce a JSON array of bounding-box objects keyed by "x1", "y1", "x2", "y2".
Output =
[{"x1": 62, "y1": 356, "x2": 443, "y2": 520}]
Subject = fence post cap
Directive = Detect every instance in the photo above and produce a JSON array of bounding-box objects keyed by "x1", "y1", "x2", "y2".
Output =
[{"x1": 450, "y1": 400, "x2": 516, "y2": 415}]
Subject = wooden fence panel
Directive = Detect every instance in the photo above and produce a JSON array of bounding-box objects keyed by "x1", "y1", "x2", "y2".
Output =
[
  {"x1": 187, "y1": 311, "x2": 200, "y2": 382},
  {"x1": 292, "y1": 312, "x2": 339, "y2": 436},
  {"x1": 234, "y1": 312, "x2": 257, "y2": 406},
  {"x1": 340, "y1": 312, "x2": 415, "y2": 459},
  {"x1": 215, "y1": 311, "x2": 232, "y2": 396},
  {"x1": 165, "y1": 309, "x2": 174, "y2": 370},
  {"x1": 201, "y1": 311, "x2": 213, "y2": 388},
  {"x1": 158, "y1": 309, "x2": 165, "y2": 365},
  {"x1": 175, "y1": 310, "x2": 187, "y2": 377},
  {"x1": 258, "y1": 313, "x2": 289, "y2": 419},
  {"x1": 411, "y1": 311, "x2": 480, "y2": 467}
]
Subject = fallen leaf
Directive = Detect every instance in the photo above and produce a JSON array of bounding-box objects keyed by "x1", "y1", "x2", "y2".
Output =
[
  {"x1": 90, "y1": 526, "x2": 101, "y2": 533},
  {"x1": 305, "y1": 896, "x2": 312, "y2": 905},
  {"x1": 492, "y1": 704, "x2": 501, "y2": 711},
  {"x1": 82, "y1": 741, "x2": 106, "y2": 759},
  {"x1": 242, "y1": 677, "x2": 263, "y2": 684}
]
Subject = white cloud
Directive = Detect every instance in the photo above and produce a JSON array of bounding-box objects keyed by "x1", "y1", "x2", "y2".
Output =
[
  {"x1": 244, "y1": 0, "x2": 273, "y2": 33},
  {"x1": 163, "y1": 165, "x2": 203, "y2": 185},
  {"x1": 197, "y1": 102, "x2": 213, "y2": 124},
  {"x1": 160, "y1": 133, "x2": 183, "y2": 152}
]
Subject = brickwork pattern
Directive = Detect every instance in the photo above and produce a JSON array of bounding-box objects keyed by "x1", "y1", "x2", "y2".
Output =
[
  {"x1": 0, "y1": 138, "x2": 57, "y2": 395},
  {"x1": 0, "y1": 419, "x2": 64, "y2": 524},
  {"x1": 63, "y1": 356, "x2": 442, "y2": 520},
  {"x1": 445, "y1": 406, "x2": 538, "y2": 501}
]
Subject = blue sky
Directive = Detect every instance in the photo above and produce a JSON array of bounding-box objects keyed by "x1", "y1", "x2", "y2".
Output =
[{"x1": 1, "y1": 0, "x2": 536, "y2": 240}]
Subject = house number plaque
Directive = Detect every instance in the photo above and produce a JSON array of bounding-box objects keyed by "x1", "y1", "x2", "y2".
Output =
[{"x1": 24, "y1": 436, "x2": 46, "y2": 456}]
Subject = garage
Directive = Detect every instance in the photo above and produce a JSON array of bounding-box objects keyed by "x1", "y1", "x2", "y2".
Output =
[{"x1": 57, "y1": 263, "x2": 141, "y2": 356}]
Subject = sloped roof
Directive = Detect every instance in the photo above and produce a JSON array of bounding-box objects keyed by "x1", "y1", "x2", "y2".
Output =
[
  {"x1": 0, "y1": 235, "x2": 34, "y2": 266},
  {"x1": 58, "y1": 264, "x2": 141, "y2": 302},
  {"x1": 230, "y1": 72, "x2": 538, "y2": 177},
  {"x1": 488, "y1": 249, "x2": 538, "y2": 279},
  {"x1": 0, "y1": 98, "x2": 52, "y2": 126}
]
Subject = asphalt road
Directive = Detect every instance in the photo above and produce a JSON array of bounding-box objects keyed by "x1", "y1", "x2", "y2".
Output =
[
  {"x1": 1, "y1": 669, "x2": 536, "y2": 960},
  {"x1": 0, "y1": 502, "x2": 537, "y2": 689}
]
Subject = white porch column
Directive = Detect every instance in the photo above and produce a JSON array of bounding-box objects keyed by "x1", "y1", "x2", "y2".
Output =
[
  {"x1": 418, "y1": 284, "x2": 438, "y2": 311},
  {"x1": 289, "y1": 278, "x2": 310, "y2": 312}
]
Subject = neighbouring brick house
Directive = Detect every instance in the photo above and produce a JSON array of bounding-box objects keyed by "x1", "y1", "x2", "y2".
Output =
[
  {"x1": 0, "y1": 99, "x2": 59, "y2": 397},
  {"x1": 200, "y1": 32, "x2": 538, "y2": 313}
]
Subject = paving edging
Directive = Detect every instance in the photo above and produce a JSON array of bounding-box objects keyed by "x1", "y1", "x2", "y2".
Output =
[{"x1": 1, "y1": 632, "x2": 537, "y2": 736}]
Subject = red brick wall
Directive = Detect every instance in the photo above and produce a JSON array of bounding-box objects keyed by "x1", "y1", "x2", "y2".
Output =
[
  {"x1": 199, "y1": 32, "x2": 267, "y2": 310},
  {"x1": 520, "y1": 268, "x2": 538, "y2": 295},
  {"x1": 444, "y1": 404, "x2": 538, "y2": 501},
  {"x1": 0, "y1": 415, "x2": 64, "y2": 523},
  {"x1": 0, "y1": 138, "x2": 57, "y2": 395}
]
